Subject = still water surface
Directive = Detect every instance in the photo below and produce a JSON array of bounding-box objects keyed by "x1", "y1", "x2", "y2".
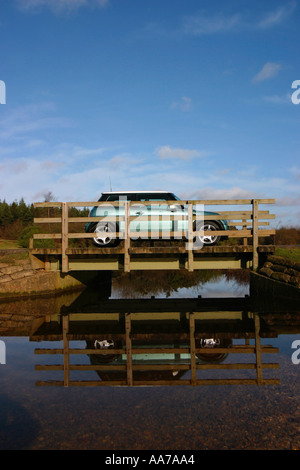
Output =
[{"x1": 0, "y1": 271, "x2": 299, "y2": 450}]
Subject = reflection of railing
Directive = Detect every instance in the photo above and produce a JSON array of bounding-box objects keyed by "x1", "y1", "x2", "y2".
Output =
[
  {"x1": 34, "y1": 313, "x2": 279, "y2": 387},
  {"x1": 31, "y1": 199, "x2": 275, "y2": 272}
]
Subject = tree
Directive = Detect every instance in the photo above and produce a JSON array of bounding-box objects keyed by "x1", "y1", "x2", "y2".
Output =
[{"x1": 43, "y1": 191, "x2": 56, "y2": 202}]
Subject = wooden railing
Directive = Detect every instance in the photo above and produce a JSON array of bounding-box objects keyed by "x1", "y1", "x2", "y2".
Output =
[{"x1": 32, "y1": 198, "x2": 275, "y2": 272}]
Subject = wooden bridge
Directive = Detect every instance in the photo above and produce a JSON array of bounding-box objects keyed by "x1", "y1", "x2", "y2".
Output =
[{"x1": 30, "y1": 198, "x2": 276, "y2": 273}]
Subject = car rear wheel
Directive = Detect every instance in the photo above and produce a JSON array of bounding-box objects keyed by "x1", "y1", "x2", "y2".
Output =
[
  {"x1": 86, "y1": 339, "x2": 121, "y2": 363},
  {"x1": 92, "y1": 222, "x2": 118, "y2": 247}
]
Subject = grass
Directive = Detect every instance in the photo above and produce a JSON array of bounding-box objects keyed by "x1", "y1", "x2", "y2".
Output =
[
  {"x1": 0, "y1": 239, "x2": 21, "y2": 250},
  {"x1": 0, "y1": 251, "x2": 29, "y2": 264},
  {"x1": 274, "y1": 247, "x2": 300, "y2": 263},
  {"x1": 0, "y1": 239, "x2": 28, "y2": 264}
]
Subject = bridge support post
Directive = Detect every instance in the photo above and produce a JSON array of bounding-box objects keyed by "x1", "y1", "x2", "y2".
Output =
[
  {"x1": 188, "y1": 203, "x2": 194, "y2": 272},
  {"x1": 62, "y1": 314, "x2": 69, "y2": 387},
  {"x1": 254, "y1": 314, "x2": 263, "y2": 385},
  {"x1": 125, "y1": 313, "x2": 133, "y2": 386},
  {"x1": 189, "y1": 313, "x2": 196, "y2": 385},
  {"x1": 124, "y1": 202, "x2": 130, "y2": 272},
  {"x1": 62, "y1": 202, "x2": 69, "y2": 273},
  {"x1": 252, "y1": 199, "x2": 258, "y2": 270}
]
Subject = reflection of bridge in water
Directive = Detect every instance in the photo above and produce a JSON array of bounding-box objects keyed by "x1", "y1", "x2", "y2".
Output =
[{"x1": 31, "y1": 296, "x2": 285, "y2": 387}]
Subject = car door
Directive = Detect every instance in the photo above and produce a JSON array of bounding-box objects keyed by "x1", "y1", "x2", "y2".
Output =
[
  {"x1": 136, "y1": 193, "x2": 174, "y2": 239},
  {"x1": 103, "y1": 193, "x2": 136, "y2": 239}
]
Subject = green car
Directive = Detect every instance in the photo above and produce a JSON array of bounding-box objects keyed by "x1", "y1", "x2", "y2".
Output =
[{"x1": 85, "y1": 191, "x2": 228, "y2": 247}]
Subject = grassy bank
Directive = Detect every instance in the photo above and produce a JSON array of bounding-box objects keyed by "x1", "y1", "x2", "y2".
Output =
[
  {"x1": 0, "y1": 239, "x2": 21, "y2": 250},
  {"x1": 0, "y1": 239, "x2": 29, "y2": 265},
  {"x1": 274, "y1": 247, "x2": 300, "y2": 263}
]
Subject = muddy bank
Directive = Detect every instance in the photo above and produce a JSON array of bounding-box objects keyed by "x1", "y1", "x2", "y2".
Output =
[
  {"x1": 259, "y1": 255, "x2": 300, "y2": 287},
  {"x1": 251, "y1": 255, "x2": 300, "y2": 300}
]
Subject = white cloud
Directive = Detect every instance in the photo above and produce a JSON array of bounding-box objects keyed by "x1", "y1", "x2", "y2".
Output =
[
  {"x1": 263, "y1": 93, "x2": 292, "y2": 104},
  {"x1": 73, "y1": 146, "x2": 107, "y2": 157},
  {"x1": 182, "y1": 4, "x2": 296, "y2": 37},
  {"x1": 155, "y1": 145, "x2": 209, "y2": 160},
  {"x1": 277, "y1": 196, "x2": 300, "y2": 207},
  {"x1": 40, "y1": 160, "x2": 66, "y2": 170},
  {"x1": 171, "y1": 96, "x2": 192, "y2": 112},
  {"x1": 0, "y1": 102, "x2": 73, "y2": 140},
  {"x1": 215, "y1": 168, "x2": 231, "y2": 176},
  {"x1": 252, "y1": 62, "x2": 282, "y2": 83},
  {"x1": 289, "y1": 166, "x2": 300, "y2": 180},
  {"x1": 183, "y1": 12, "x2": 241, "y2": 35},
  {"x1": 257, "y1": 2, "x2": 297, "y2": 29},
  {"x1": 16, "y1": 0, "x2": 109, "y2": 13},
  {"x1": 183, "y1": 187, "x2": 255, "y2": 201},
  {"x1": 108, "y1": 154, "x2": 143, "y2": 169}
]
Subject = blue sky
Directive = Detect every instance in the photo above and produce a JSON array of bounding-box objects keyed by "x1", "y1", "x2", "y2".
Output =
[{"x1": 0, "y1": 0, "x2": 299, "y2": 226}]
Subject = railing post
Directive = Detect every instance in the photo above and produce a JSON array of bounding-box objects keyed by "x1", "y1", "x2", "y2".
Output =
[
  {"x1": 63, "y1": 314, "x2": 70, "y2": 387},
  {"x1": 242, "y1": 219, "x2": 248, "y2": 246},
  {"x1": 125, "y1": 313, "x2": 133, "y2": 386},
  {"x1": 252, "y1": 199, "x2": 258, "y2": 270},
  {"x1": 188, "y1": 202, "x2": 194, "y2": 271},
  {"x1": 189, "y1": 312, "x2": 196, "y2": 385},
  {"x1": 124, "y1": 201, "x2": 130, "y2": 272},
  {"x1": 254, "y1": 314, "x2": 263, "y2": 386},
  {"x1": 62, "y1": 202, "x2": 69, "y2": 273},
  {"x1": 29, "y1": 238, "x2": 34, "y2": 267}
]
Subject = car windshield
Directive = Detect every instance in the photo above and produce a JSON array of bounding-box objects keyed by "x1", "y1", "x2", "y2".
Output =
[
  {"x1": 137, "y1": 193, "x2": 168, "y2": 202},
  {"x1": 170, "y1": 193, "x2": 180, "y2": 200},
  {"x1": 99, "y1": 194, "x2": 136, "y2": 202}
]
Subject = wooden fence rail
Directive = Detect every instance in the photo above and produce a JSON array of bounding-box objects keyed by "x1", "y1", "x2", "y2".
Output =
[{"x1": 31, "y1": 198, "x2": 275, "y2": 272}]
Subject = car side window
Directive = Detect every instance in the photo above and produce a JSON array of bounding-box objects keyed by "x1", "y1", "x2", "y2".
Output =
[{"x1": 138, "y1": 193, "x2": 168, "y2": 202}]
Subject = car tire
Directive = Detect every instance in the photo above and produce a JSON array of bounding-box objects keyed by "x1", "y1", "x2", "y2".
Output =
[
  {"x1": 92, "y1": 222, "x2": 119, "y2": 247},
  {"x1": 195, "y1": 221, "x2": 221, "y2": 246},
  {"x1": 196, "y1": 338, "x2": 231, "y2": 363},
  {"x1": 86, "y1": 339, "x2": 122, "y2": 363}
]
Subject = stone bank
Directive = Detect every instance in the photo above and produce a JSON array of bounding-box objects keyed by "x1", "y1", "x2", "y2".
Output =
[
  {"x1": 251, "y1": 254, "x2": 300, "y2": 301},
  {"x1": 0, "y1": 257, "x2": 98, "y2": 299}
]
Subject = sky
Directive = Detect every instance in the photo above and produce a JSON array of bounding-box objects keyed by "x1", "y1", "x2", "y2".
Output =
[{"x1": 0, "y1": 0, "x2": 299, "y2": 227}]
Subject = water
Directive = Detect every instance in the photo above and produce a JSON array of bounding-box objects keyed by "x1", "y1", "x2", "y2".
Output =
[{"x1": 0, "y1": 271, "x2": 299, "y2": 450}]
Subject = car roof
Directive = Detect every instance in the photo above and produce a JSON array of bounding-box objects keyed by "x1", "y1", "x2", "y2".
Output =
[{"x1": 101, "y1": 191, "x2": 170, "y2": 194}]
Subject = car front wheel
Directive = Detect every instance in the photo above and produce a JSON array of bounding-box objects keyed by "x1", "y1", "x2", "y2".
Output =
[{"x1": 92, "y1": 222, "x2": 118, "y2": 247}]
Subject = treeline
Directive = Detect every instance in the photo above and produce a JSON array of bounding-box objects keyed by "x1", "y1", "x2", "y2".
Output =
[
  {"x1": 0, "y1": 198, "x2": 34, "y2": 228},
  {"x1": 0, "y1": 199, "x2": 35, "y2": 240},
  {"x1": 0, "y1": 198, "x2": 89, "y2": 245},
  {"x1": 275, "y1": 227, "x2": 300, "y2": 245}
]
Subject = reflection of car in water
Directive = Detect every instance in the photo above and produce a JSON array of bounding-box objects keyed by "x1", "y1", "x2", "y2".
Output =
[
  {"x1": 89, "y1": 339, "x2": 122, "y2": 363},
  {"x1": 85, "y1": 336, "x2": 231, "y2": 382},
  {"x1": 196, "y1": 338, "x2": 231, "y2": 363}
]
